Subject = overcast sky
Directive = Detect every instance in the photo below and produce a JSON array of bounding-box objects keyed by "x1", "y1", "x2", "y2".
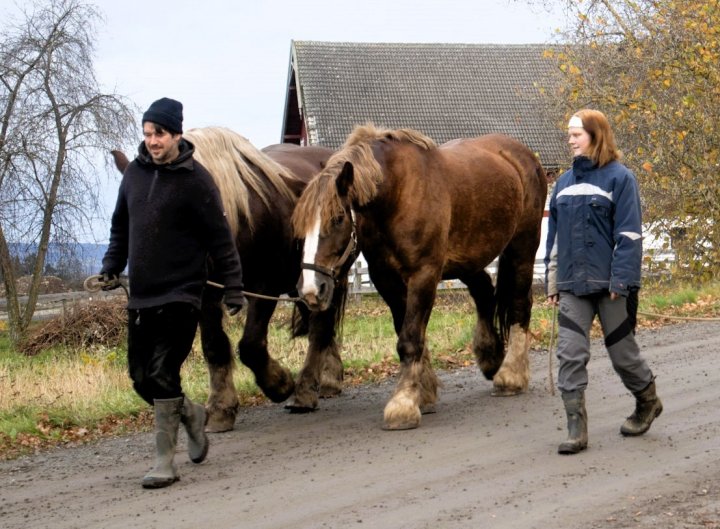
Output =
[
  {"x1": 1, "y1": 0, "x2": 567, "y2": 241},
  {"x1": 92, "y1": 0, "x2": 566, "y2": 147}
]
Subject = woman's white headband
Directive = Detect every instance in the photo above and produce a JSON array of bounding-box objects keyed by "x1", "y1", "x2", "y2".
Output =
[{"x1": 568, "y1": 115, "x2": 584, "y2": 129}]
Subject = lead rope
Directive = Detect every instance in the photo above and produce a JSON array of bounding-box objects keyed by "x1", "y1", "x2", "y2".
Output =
[
  {"x1": 205, "y1": 280, "x2": 303, "y2": 303},
  {"x1": 83, "y1": 275, "x2": 129, "y2": 298},
  {"x1": 83, "y1": 275, "x2": 302, "y2": 303},
  {"x1": 637, "y1": 310, "x2": 720, "y2": 322}
]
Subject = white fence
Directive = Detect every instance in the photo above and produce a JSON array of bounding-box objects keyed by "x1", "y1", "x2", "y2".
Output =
[
  {"x1": 346, "y1": 249, "x2": 674, "y2": 296},
  {"x1": 346, "y1": 255, "x2": 547, "y2": 296}
]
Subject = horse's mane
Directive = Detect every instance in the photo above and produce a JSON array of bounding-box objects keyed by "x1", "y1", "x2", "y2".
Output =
[
  {"x1": 184, "y1": 127, "x2": 298, "y2": 234},
  {"x1": 343, "y1": 123, "x2": 436, "y2": 150},
  {"x1": 293, "y1": 123, "x2": 436, "y2": 235}
]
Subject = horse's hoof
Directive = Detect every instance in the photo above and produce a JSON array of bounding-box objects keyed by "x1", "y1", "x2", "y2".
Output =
[
  {"x1": 384, "y1": 395, "x2": 422, "y2": 430},
  {"x1": 284, "y1": 396, "x2": 318, "y2": 413},
  {"x1": 382, "y1": 420, "x2": 420, "y2": 430},
  {"x1": 319, "y1": 385, "x2": 342, "y2": 398},
  {"x1": 420, "y1": 403, "x2": 437, "y2": 414},
  {"x1": 205, "y1": 416, "x2": 235, "y2": 433},
  {"x1": 284, "y1": 404, "x2": 317, "y2": 414},
  {"x1": 491, "y1": 386, "x2": 523, "y2": 397},
  {"x1": 204, "y1": 406, "x2": 237, "y2": 432},
  {"x1": 257, "y1": 366, "x2": 295, "y2": 403},
  {"x1": 261, "y1": 382, "x2": 294, "y2": 403},
  {"x1": 383, "y1": 409, "x2": 422, "y2": 429}
]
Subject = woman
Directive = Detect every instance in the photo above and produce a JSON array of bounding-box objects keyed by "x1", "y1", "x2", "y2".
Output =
[{"x1": 545, "y1": 109, "x2": 662, "y2": 455}]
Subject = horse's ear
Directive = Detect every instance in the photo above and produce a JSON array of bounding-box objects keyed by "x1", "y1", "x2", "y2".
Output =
[
  {"x1": 110, "y1": 150, "x2": 130, "y2": 174},
  {"x1": 336, "y1": 161, "x2": 354, "y2": 199}
]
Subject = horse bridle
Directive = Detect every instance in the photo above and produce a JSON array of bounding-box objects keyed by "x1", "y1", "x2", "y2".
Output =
[{"x1": 301, "y1": 210, "x2": 358, "y2": 282}]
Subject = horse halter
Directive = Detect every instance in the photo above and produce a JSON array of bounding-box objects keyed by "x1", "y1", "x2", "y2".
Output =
[{"x1": 301, "y1": 211, "x2": 358, "y2": 282}]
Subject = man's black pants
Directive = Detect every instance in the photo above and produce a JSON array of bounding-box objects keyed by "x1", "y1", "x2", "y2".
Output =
[{"x1": 127, "y1": 303, "x2": 200, "y2": 405}]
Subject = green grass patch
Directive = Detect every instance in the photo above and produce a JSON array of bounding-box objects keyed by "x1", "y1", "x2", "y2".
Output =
[
  {"x1": 1, "y1": 279, "x2": 719, "y2": 459},
  {"x1": 645, "y1": 287, "x2": 697, "y2": 310}
]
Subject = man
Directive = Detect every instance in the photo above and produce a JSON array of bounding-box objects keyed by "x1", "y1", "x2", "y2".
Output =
[{"x1": 101, "y1": 97, "x2": 245, "y2": 488}]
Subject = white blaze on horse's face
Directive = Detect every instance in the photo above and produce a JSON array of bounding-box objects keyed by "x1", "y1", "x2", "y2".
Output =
[{"x1": 300, "y1": 211, "x2": 322, "y2": 298}]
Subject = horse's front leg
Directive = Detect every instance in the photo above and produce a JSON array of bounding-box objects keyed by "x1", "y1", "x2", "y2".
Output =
[
  {"x1": 199, "y1": 288, "x2": 239, "y2": 432},
  {"x1": 316, "y1": 280, "x2": 347, "y2": 397},
  {"x1": 286, "y1": 301, "x2": 343, "y2": 412},
  {"x1": 383, "y1": 273, "x2": 440, "y2": 430},
  {"x1": 238, "y1": 297, "x2": 296, "y2": 403}
]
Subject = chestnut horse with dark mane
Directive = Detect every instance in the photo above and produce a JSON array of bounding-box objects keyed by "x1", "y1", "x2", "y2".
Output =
[
  {"x1": 112, "y1": 127, "x2": 346, "y2": 431},
  {"x1": 293, "y1": 124, "x2": 547, "y2": 430}
]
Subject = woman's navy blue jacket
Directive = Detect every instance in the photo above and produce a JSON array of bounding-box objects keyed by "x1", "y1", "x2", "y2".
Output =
[{"x1": 545, "y1": 156, "x2": 643, "y2": 297}]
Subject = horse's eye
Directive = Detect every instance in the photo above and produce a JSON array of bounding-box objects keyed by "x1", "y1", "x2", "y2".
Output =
[{"x1": 331, "y1": 214, "x2": 345, "y2": 227}]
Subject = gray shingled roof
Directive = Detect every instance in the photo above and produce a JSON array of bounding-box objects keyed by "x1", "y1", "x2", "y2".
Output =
[{"x1": 286, "y1": 41, "x2": 567, "y2": 170}]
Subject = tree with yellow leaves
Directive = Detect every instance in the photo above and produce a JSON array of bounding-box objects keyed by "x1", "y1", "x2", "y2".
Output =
[{"x1": 543, "y1": 0, "x2": 720, "y2": 278}]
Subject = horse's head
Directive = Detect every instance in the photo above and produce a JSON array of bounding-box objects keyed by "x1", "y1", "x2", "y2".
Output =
[{"x1": 293, "y1": 162, "x2": 359, "y2": 311}]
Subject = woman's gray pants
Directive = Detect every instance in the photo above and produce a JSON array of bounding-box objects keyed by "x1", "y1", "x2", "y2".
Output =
[{"x1": 556, "y1": 291, "x2": 653, "y2": 393}]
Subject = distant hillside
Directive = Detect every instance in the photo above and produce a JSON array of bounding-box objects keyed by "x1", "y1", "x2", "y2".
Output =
[{"x1": 7, "y1": 242, "x2": 110, "y2": 276}]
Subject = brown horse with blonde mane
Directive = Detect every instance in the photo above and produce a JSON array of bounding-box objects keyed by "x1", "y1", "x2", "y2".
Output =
[
  {"x1": 293, "y1": 124, "x2": 547, "y2": 430},
  {"x1": 112, "y1": 127, "x2": 345, "y2": 431}
]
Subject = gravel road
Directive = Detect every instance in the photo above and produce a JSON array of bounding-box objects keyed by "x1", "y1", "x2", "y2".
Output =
[{"x1": 2, "y1": 320, "x2": 719, "y2": 529}]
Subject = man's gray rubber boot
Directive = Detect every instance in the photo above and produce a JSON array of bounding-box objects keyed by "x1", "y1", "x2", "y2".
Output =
[
  {"x1": 558, "y1": 390, "x2": 588, "y2": 454},
  {"x1": 142, "y1": 397, "x2": 182, "y2": 489},
  {"x1": 620, "y1": 380, "x2": 663, "y2": 436},
  {"x1": 181, "y1": 397, "x2": 209, "y2": 463}
]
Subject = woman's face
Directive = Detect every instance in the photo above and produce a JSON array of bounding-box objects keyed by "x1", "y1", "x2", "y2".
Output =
[{"x1": 568, "y1": 127, "x2": 591, "y2": 157}]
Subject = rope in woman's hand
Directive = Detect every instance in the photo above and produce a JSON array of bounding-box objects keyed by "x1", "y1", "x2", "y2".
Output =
[{"x1": 637, "y1": 311, "x2": 720, "y2": 322}]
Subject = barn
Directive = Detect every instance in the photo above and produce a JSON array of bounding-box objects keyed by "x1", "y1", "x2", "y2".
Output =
[{"x1": 279, "y1": 40, "x2": 567, "y2": 175}]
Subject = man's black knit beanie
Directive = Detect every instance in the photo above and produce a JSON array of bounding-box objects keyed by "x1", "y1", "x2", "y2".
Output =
[{"x1": 142, "y1": 97, "x2": 183, "y2": 134}]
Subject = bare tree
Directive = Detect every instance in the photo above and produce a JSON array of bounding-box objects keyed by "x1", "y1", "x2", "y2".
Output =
[{"x1": 0, "y1": 0, "x2": 136, "y2": 346}]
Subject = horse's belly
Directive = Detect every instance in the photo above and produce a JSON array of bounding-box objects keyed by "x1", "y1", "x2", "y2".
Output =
[
  {"x1": 442, "y1": 222, "x2": 516, "y2": 277},
  {"x1": 442, "y1": 250, "x2": 502, "y2": 277}
]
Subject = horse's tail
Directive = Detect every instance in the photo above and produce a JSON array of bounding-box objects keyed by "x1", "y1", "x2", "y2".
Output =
[
  {"x1": 493, "y1": 150, "x2": 521, "y2": 343},
  {"x1": 493, "y1": 140, "x2": 545, "y2": 347},
  {"x1": 494, "y1": 253, "x2": 514, "y2": 344}
]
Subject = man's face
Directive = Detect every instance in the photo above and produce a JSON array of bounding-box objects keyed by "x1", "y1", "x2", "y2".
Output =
[{"x1": 143, "y1": 122, "x2": 181, "y2": 164}]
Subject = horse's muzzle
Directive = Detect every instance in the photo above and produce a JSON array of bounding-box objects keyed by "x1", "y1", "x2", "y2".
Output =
[{"x1": 297, "y1": 273, "x2": 334, "y2": 312}]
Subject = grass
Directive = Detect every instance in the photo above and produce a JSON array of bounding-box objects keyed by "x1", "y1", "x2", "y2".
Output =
[{"x1": 1, "y1": 280, "x2": 719, "y2": 459}]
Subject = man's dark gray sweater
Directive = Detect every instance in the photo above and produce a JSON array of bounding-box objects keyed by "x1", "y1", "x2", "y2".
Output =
[{"x1": 101, "y1": 139, "x2": 244, "y2": 309}]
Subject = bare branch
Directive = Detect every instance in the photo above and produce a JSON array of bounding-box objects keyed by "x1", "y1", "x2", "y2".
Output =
[{"x1": 0, "y1": 0, "x2": 136, "y2": 345}]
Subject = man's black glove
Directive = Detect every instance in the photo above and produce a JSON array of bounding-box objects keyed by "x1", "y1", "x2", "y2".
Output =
[
  {"x1": 100, "y1": 272, "x2": 121, "y2": 291},
  {"x1": 224, "y1": 292, "x2": 246, "y2": 316}
]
